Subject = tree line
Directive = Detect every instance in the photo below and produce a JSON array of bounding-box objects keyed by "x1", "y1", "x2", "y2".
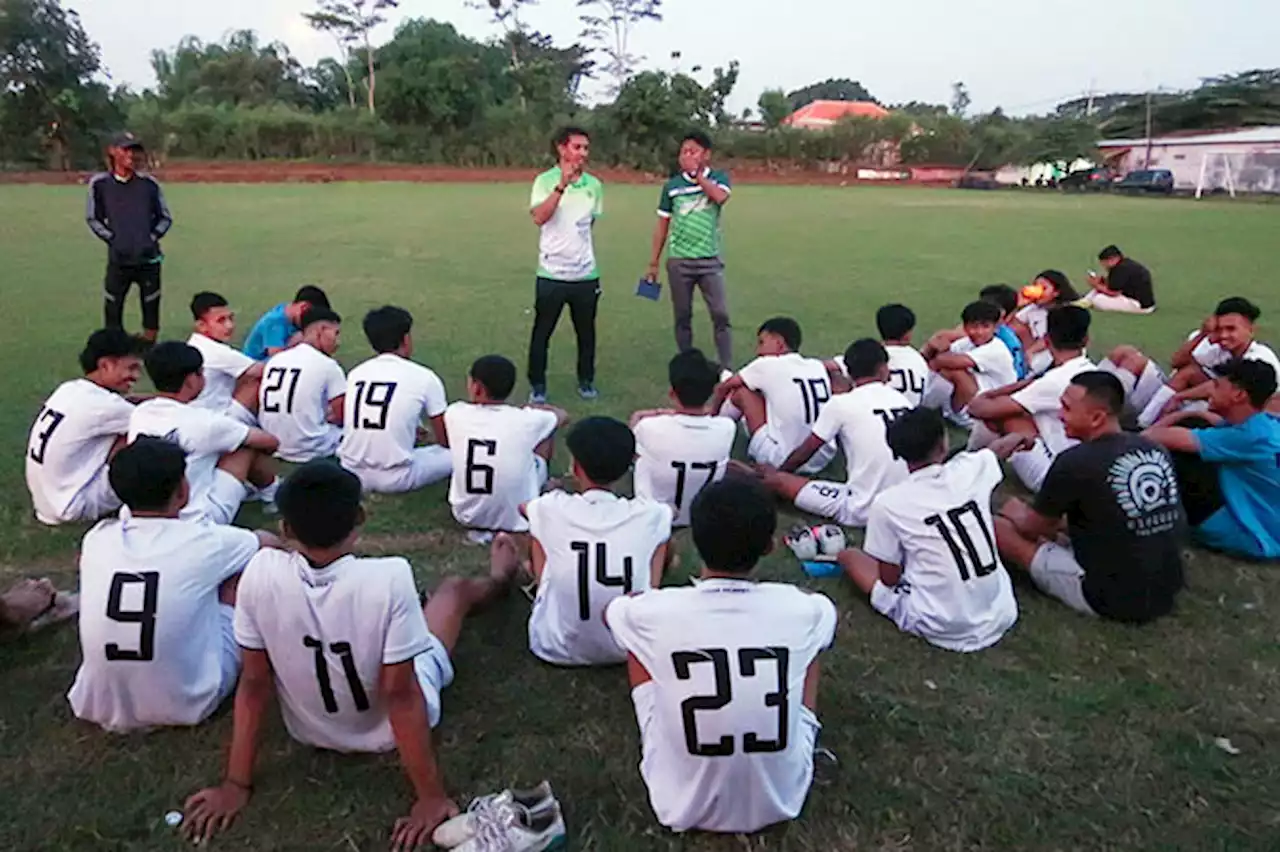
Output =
[{"x1": 2, "y1": 0, "x2": 1278, "y2": 172}]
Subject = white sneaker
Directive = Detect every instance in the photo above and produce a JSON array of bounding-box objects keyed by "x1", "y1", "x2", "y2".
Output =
[
  {"x1": 466, "y1": 530, "x2": 495, "y2": 546},
  {"x1": 432, "y1": 781, "x2": 555, "y2": 847},
  {"x1": 452, "y1": 800, "x2": 565, "y2": 852}
]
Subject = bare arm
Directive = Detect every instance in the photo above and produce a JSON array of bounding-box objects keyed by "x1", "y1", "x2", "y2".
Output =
[
  {"x1": 649, "y1": 541, "x2": 669, "y2": 588},
  {"x1": 930, "y1": 353, "x2": 977, "y2": 372},
  {"x1": 253, "y1": 530, "x2": 284, "y2": 550},
  {"x1": 987, "y1": 433, "x2": 1036, "y2": 460},
  {"x1": 242, "y1": 428, "x2": 280, "y2": 454},
  {"x1": 1141, "y1": 425, "x2": 1203, "y2": 454},
  {"x1": 779, "y1": 433, "x2": 826, "y2": 473},
  {"x1": 646, "y1": 216, "x2": 671, "y2": 276},
  {"x1": 709, "y1": 374, "x2": 746, "y2": 414},
  {"x1": 428, "y1": 414, "x2": 449, "y2": 448},
  {"x1": 531, "y1": 170, "x2": 575, "y2": 227},
  {"x1": 528, "y1": 403, "x2": 570, "y2": 429},
  {"x1": 629, "y1": 408, "x2": 675, "y2": 429},
  {"x1": 529, "y1": 537, "x2": 547, "y2": 584},
  {"x1": 696, "y1": 173, "x2": 731, "y2": 206},
  {"x1": 383, "y1": 660, "x2": 458, "y2": 849},
  {"x1": 999, "y1": 499, "x2": 1062, "y2": 540},
  {"x1": 326, "y1": 395, "x2": 345, "y2": 427},
  {"x1": 1170, "y1": 329, "x2": 1211, "y2": 370},
  {"x1": 967, "y1": 392, "x2": 1028, "y2": 421}
]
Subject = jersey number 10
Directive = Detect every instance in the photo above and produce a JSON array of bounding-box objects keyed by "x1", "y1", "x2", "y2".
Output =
[{"x1": 923, "y1": 500, "x2": 999, "y2": 581}]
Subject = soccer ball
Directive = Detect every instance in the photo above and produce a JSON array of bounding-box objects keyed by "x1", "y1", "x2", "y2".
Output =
[{"x1": 784, "y1": 524, "x2": 847, "y2": 563}]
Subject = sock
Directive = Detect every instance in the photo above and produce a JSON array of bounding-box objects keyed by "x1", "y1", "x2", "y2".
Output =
[
  {"x1": 1138, "y1": 384, "x2": 1178, "y2": 428},
  {"x1": 1131, "y1": 361, "x2": 1168, "y2": 413}
]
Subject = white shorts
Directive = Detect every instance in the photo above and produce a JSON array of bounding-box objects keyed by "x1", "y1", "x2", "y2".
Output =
[
  {"x1": 346, "y1": 447, "x2": 453, "y2": 494},
  {"x1": 190, "y1": 470, "x2": 249, "y2": 526},
  {"x1": 747, "y1": 429, "x2": 834, "y2": 475},
  {"x1": 216, "y1": 604, "x2": 242, "y2": 705},
  {"x1": 795, "y1": 480, "x2": 866, "y2": 527},
  {"x1": 1009, "y1": 437, "x2": 1058, "y2": 493},
  {"x1": 1029, "y1": 542, "x2": 1096, "y2": 616},
  {"x1": 413, "y1": 641, "x2": 456, "y2": 729},
  {"x1": 42, "y1": 465, "x2": 121, "y2": 525},
  {"x1": 1081, "y1": 291, "x2": 1155, "y2": 314},
  {"x1": 226, "y1": 399, "x2": 258, "y2": 427}
]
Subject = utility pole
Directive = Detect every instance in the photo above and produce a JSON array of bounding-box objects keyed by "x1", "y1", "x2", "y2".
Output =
[
  {"x1": 1085, "y1": 78, "x2": 1096, "y2": 117},
  {"x1": 1144, "y1": 89, "x2": 1154, "y2": 168}
]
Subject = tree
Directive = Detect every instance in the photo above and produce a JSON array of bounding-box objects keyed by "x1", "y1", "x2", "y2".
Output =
[
  {"x1": 758, "y1": 88, "x2": 790, "y2": 128},
  {"x1": 150, "y1": 30, "x2": 316, "y2": 109},
  {"x1": 950, "y1": 81, "x2": 970, "y2": 117},
  {"x1": 576, "y1": 0, "x2": 662, "y2": 94},
  {"x1": 302, "y1": 0, "x2": 400, "y2": 114},
  {"x1": 785, "y1": 78, "x2": 877, "y2": 111}
]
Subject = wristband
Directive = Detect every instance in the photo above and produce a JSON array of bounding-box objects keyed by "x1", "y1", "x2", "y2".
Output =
[{"x1": 553, "y1": 185, "x2": 565, "y2": 194}]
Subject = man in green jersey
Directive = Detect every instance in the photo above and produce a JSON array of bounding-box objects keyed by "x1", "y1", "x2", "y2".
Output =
[
  {"x1": 645, "y1": 131, "x2": 733, "y2": 367},
  {"x1": 528, "y1": 126, "x2": 605, "y2": 402}
]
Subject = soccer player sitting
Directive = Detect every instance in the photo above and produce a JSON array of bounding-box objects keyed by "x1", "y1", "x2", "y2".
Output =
[
  {"x1": 241, "y1": 284, "x2": 330, "y2": 361},
  {"x1": 604, "y1": 477, "x2": 837, "y2": 834},
  {"x1": 830, "y1": 304, "x2": 930, "y2": 405},
  {"x1": 258, "y1": 307, "x2": 347, "y2": 462},
  {"x1": 130, "y1": 342, "x2": 280, "y2": 525},
  {"x1": 1010, "y1": 270, "x2": 1080, "y2": 374},
  {"x1": 968, "y1": 305, "x2": 1095, "y2": 492},
  {"x1": 1100, "y1": 297, "x2": 1280, "y2": 427},
  {"x1": 68, "y1": 438, "x2": 278, "y2": 732},
  {"x1": 525, "y1": 417, "x2": 672, "y2": 666},
  {"x1": 995, "y1": 372, "x2": 1186, "y2": 623},
  {"x1": 26, "y1": 329, "x2": 143, "y2": 526},
  {"x1": 979, "y1": 284, "x2": 1030, "y2": 380},
  {"x1": 920, "y1": 300, "x2": 1018, "y2": 428},
  {"x1": 631, "y1": 349, "x2": 735, "y2": 527},
  {"x1": 835, "y1": 408, "x2": 1022, "y2": 652},
  {"x1": 1143, "y1": 359, "x2": 1280, "y2": 561},
  {"x1": 182, "y1": 461, "x2": 524, "y2": 848},
  {"x1": 187, "y1": 291, "x2": 263, "y2": 426},
  {"x1": 338, "y1": 306, "x2": 452, "y2": 493},
  {"x1": 757, "y1": 339, "x2": 910, "y2": 527},
  {"x1": 445, "y1": 355, "x2": 568, "y2": 543},
  {"x1": 711, "y1": 317, "x2": 835, "y2": 474}
]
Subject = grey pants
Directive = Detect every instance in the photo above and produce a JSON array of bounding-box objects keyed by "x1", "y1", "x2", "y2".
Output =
[{"x1": 668, "y1": 257, "x2": 732, "y2": 367}]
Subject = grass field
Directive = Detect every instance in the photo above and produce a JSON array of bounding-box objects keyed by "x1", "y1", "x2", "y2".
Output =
[{"x1": 1, "y1": 182, "x2": 1278, "y2": 852}]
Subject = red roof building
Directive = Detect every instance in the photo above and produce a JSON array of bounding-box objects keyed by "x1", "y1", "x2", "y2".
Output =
[{"x1": 782, "y1": 100, "x2": 890, "y2": 129}]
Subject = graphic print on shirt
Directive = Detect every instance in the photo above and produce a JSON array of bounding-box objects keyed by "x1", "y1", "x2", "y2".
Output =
[{"x1": 1108, "y1": 448, "x2": 1181, "y2": 536}]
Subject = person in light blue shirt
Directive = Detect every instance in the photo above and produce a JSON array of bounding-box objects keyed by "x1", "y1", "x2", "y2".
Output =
[
  {"x1": 1144, "y1": 358, "x2": 1280, "y2": 560},
  {"x1": 242, "y1": 285, "x2": 330, "y2": 361},
  {"x1": 980, "y1": 284, "x2": 1029, "y2": 379}
]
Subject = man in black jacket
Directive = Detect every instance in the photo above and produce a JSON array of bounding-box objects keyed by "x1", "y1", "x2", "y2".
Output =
[
  {"x1": 86, "y1": 131, "x2": 173, "y2": 343},
  {"x1": 1081, "y1": 245, "x2": 1155, "y2": 314}
]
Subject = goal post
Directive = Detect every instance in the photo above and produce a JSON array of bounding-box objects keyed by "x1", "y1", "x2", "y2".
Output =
[{"x1": 1195, "y1": 151, "x2": 1239, "y2": 199}]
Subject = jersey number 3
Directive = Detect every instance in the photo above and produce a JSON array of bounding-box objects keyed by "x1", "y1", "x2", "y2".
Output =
[
  {"x1": 674, "y1": 646, "x2": 790, "y2": 756},
  {"x1": 28, "y1": 407, "x2": 66, "y2": 464}
]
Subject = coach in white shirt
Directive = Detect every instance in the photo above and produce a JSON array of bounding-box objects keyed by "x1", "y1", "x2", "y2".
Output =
[
  {"x1": 26, "y1": 329, "x2": 143, "y2": 525},
  {"x1": 187, "y1": 291, "x2": 262, "y2": 426},
  {"x1": 69, "y1": 438, "x2": 279, "y2": 732},
  {"x1": 968, "y1": 305, "x2": 1095, "y2": 492},
  {"x1": 339, "y1": 306, "x2": 452, "y2": 493},
  {"x1": 258, "y1": 307, "x2": 346, "y2": 462},
  {"x1": 129, "y1": 342, "x2": 280, "y2": 525}
]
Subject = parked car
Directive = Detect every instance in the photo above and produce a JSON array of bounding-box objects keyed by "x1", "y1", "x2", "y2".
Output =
[
  {"x1": 1059, "y1": 167, "x2": 1115, "y2": 191},
  {"x1": 956, "y1": 172, "x2": 1002, "y2": 190},
  {"x1": 1114, "y1": 169, "x2": 1175, "y2": 195}
]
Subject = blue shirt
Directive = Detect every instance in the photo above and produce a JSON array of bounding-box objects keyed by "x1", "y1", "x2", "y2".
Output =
[
  {"x1": 242, "y1": 304, "x2": 295, "y2": 361},
  {"x1": 995, "y1": 324, "x2": 1028, "y2": 379},
  {"x1": 1193, "y1": 413, "x2": 1280, "y2": 558}
]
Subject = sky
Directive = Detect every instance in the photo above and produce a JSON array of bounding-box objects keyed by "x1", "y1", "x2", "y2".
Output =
[{"x1": 73, "y1": 0, "x2": 1279, "y2": 115}]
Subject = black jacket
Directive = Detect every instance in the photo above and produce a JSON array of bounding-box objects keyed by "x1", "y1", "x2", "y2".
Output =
[{"x1": 86, "y1": 172, "x2": 173, "y2": 265}]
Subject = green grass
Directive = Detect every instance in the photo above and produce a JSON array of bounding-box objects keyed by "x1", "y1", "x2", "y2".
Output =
[{"x1": 1, "y1": 183, "x2": 1278, "y2": 851}]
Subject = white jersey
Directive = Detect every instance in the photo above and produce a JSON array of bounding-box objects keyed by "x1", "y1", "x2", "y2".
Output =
[
  {"x1": 1015, "y1": 304, "x2": 1049, "y2": 341},
  {"x1": 26, "y1": 379, "x2": 133, "y2": 524},
  {"x1": 188, "y1": 333, "x2": 255, "y2": 412},
  {"x1": 633, "y1": 413, "x2": 735, "y2": 527},
  {"x1": 68, "y1": 513, "x2": 260, "y2": 731},
  {"x1": 1011, "y1": 354, "x2": 1094, "y2": 453},
  {"x1": 862, "y1": 450, "x2": 1017, "y2": 652},
  {"x1": 258, "y1": 343, "x2": 346, "y2": 462},
  {"x1": 1190, "y1": 333, "x2": 1280, "y2": 379},
  {"x1": 606, "y1": 581, "x2": 837, "y2": 833},
  {"x1": 444, "y1": 402, "x2": 558, "y2": 532},
  {"x1": 527, "y1": 490, "x2": 672, "y2": 666},
  {"x1": 885, "y1": 344, "x2": 929, "y2": 407},
  {"x1": 338, "y1": 353, "x2": 448, "y2": 471},
  {"x1": 234, "y1": 549, "x2": 447, "y2": 753},
  {"x1": 737, "y1": 353, "x2": 836, "y2": 462},
  {"x1": 810, "y1": 381, "x2": 910, "y2": 520},
  {"x1": 949, "y1": 336, "x2": 1018, "y2": 394},
  {"x1": 128, "y1": 397, "x2": 249, "y2": 516}
]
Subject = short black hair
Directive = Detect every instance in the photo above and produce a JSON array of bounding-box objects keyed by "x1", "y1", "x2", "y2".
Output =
[
  {"x1": 875, "y1": 303, "x2": 916, "y2": 341},
  {"x1": 1046, "y1": 305, "x2": 1091, "y2": 350},
  {"x1": 552, "y1": 125, "x2": 589, "y2": 154},
  {"x1": 190, "y1": 291, "x2": 228, "y2": 320},
  {"x1": 669, "y1": 349, "x2": 719, "y2": 407},
  {"x1": 682, "y1": 130, "x2": 714, "y2": 151},
  {"x1": 961, "y1": 300, "x2": 1002, "y2": 326},
  {"x1": 277, "y1": 460, "x2": 363, "y2": 549},
  {"x1": 1218, "y1": 358, "x2": 1278, "y2": 409},
  {"x1": 78, "y1": 328, "x2": 142, "y2": 374},
  {"x1": 979, "y1": 284, "x2": 1019, "y2": 317},
  {"x1": 363, "y1": 306, "x2": 413, "y2": 354},
  {"x1": 690, "y1": 477, "x2": 776, "y2": 575},
  {"x1": 109, "y1": 437, "x2": 186, "y2": 512},
  {"x1": 567, "y1": 417, "x2": 635, "y2": 485},
  {"x1": 1070, "y1": 371, "x2": 1125, "y2": 417},
  {"x1": 886, "y1": 407, "x2": 946, "y2": 464},
  {"x1": 1214, "y1": 297, "x2": 1261, "y2": 322},
  {"x1": 758, "y1": 317, "x2": 802, "y2": 351},
  {"x1": 1098, "y1": 245, "x2": 1123, "y2": 261},
  {"x1": 1035, "y1": 269, "x2": 1080, "y2": 303},
  {"x1": 300, "y1": 306, "x2": 342, "y2": 330},
  {"x1": 843, "y1": 338, "x2": 888, "y2": 380},
  {"x1": 470, "y1": 355, "x2": 516, "y2": 401},
  {"x1": 145, "y1": 341, "x2": 204, "y2": 393},
  {"x1": 294, "y1": 285, "x2": 330, "y2": 310}
]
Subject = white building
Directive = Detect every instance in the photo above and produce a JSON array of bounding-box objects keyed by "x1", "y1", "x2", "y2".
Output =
[{"x1": 1097, "y1": 127, "x2": 1280, "y2": 195}]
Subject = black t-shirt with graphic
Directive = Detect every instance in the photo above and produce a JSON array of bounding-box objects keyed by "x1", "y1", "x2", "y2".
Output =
[
  {"x1": 1034, "y1": 432, "x2": 1186, "y2": 622},
  {"x1": 1107, "y1": 257, "x2": 1155, "y2": 308}
]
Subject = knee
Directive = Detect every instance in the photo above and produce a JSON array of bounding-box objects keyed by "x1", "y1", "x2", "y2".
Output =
[
  {"x1": 711, "y1": 311, "x2": 731, "y2": 329},
  {"x1": 1108, "y1": 344, "x2": 1140, "y2": 365}
]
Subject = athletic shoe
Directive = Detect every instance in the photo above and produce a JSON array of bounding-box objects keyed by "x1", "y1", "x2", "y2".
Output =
[
  {"x1": 450, "y1": 799, "x2": 566, "y2": 852},
  {"x1": 466, "y1": 530, "x2": 495, "y2": 546},
  {"x1": 529, "y1": 385, "x2": 547, "y2": 404},
  {"x1": 432, "y1": 781, "x2": 555, "y2": 848},
  {"x1": 577, "y1": 383, "x2": 598, "y2": 400}
]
